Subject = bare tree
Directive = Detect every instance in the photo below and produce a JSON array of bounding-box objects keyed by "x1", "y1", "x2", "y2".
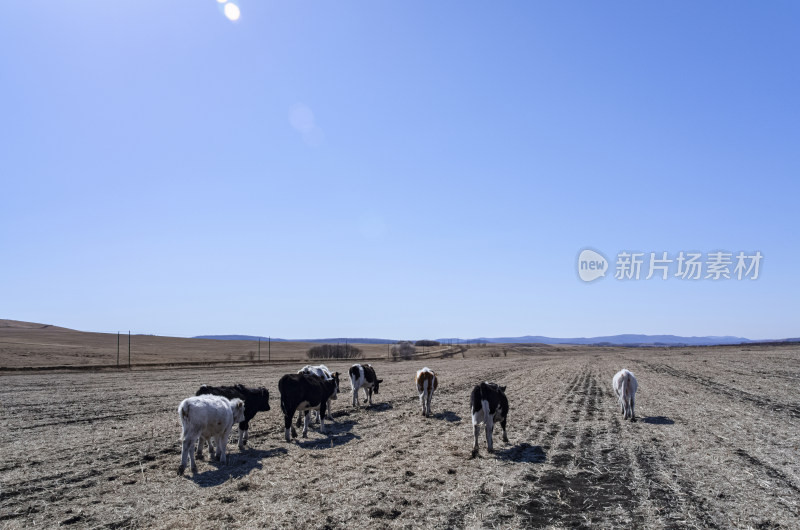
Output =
[
  {"x1": 307, "y1": 344, "x2": 363, "y2": 360},
  {"x1": 391, "y1": 341, "x2": 416, "y2": 361}
]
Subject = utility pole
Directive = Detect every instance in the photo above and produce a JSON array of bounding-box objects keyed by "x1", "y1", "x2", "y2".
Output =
[
  {"x1": 128, "y1": 331, "x2": 131, "y2": 367},
  {"x1": 117, "y1": 332, "x2": 120, "y2": 366}
]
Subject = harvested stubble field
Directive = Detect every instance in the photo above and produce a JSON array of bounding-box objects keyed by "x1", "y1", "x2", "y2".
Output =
[{"x1": 2, "y1": 344, "x2": 800, "y2": 529}]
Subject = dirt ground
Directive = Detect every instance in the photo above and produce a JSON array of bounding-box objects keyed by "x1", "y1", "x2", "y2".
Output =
[{"x1": 2, "y1": 345, "x2": 799, "y2": 529}]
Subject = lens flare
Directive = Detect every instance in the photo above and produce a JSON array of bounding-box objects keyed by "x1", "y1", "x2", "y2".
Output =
[
  {"x1": 224, "y1": 3, "x2": 240, "y2": 21},
  {"x1": 217, "y1": 0, "x2": 226, "y2": 3}
]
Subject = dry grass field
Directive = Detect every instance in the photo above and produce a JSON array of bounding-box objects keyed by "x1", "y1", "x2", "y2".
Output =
[
  {"x1": 2, "y1": 341, "x2": 800, "y2": 529},
  {"x1": 0, "y1": 320, "x2": 395, "y2": 368}
]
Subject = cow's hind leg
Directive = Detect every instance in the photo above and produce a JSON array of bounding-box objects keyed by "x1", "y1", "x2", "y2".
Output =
[
  {"x1": 195, "y1": 437, "x2": 205, "y2": 460},
  {"x1": 319, "y1": 403, "x2": 327, "y2": 434},
  {"x1": 217, "y1": 433, "x2": 228, "y2": 465},
  {"x1": 500, "y1": 418, "x2": 509, "y2": 443},
  {"x1": 179, "y1": 435, "x2": 196, "y2": 475},
  {"x1": 485, "y1": 417, "x2": 495, "y2": 453},
  {"x1": 471, "y1": 411, "x2": 482, "y2": 456},
  {"x1": 426, "y1": 389, "x2": 434, "y2": 417},
  {"x1": 302, "y1": 411, "x2": 310, "y2": 438},
  {"x1": 284, "y1": 408, "x2": 298, "y2": 442}
]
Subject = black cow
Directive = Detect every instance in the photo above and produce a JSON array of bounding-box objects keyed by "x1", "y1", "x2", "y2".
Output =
[
  {"x1": 195, "y1": 384, "x2": 270, "y2": 456},
  {"x1": 470, "y1": 382, "x2": 509, "y2": 455},
  {"x1": 349, "y1": 363, "x2": 383, "y2": 408},
  {"x1": 278, "y1": 372, "x2": 340, "y2": 442}
]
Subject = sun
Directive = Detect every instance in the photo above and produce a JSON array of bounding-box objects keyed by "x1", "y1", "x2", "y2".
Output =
[{"x1": 224, "y1": 3, "x2": 241, "y2": 22}]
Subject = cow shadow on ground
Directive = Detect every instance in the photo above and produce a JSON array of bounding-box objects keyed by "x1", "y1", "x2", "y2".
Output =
[
  {"x1": 641, "y1": 416, "x2": 674, "y2": 425},
  {"x1": 318, "y1": 418, "x2": 356, "y2": 434},
  {"x1": 365, "y1": 402, "x2": 393, "y2": 412},
  {"x1": 189, "y1": 447, "x2": 288, "y2": 487},
  {"x1": 432, "y1": 410, "x2": 462, "y2": 422},
  {"x1": 495, "y1": 443, "x2": 547, "y2": 463},
  {"x1": 296, "y1": 431, "x2": 360, "y2": 450}
]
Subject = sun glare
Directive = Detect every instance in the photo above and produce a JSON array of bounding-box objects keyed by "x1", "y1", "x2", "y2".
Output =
[{"x1": 224, "y1": 3, "x2": 240, "y2": 21}]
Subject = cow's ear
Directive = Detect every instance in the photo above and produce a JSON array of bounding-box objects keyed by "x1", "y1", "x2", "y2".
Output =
[
  {"x1": 334, "y1": 372, "x2": 339, "y2": 378},
  {"x1": 377, "y1": 379, "x2": 384, "y2": 384},
  {"x1": 500, "y1": 386, "x2": 507, "y2": 393}
]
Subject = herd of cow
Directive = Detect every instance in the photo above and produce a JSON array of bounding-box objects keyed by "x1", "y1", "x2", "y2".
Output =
[{"x1": 176, "y1": 363, "x2": 639, "y2": 475}]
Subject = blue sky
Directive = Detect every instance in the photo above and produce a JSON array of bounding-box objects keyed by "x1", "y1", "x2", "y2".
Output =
[{"x1": 1, "y1": 1, "x2": 798, "y2": 340}]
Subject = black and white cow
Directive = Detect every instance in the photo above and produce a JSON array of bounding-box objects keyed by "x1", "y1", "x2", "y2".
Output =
[
  {"x1": 278, "y1": 372, "x2": 340, "y2": 442},
  {"x1": 470, "y1": 382, "x2": 509, "y2": 456},
  {"x1": 349, "y1": 363, "x2": 383, "y2": 408},
  {"x1": 195, "y1": 384, "x2": 270, "y2": 456},
  {"x1": 295, "y1": 364, "x2": 338, "y2": 425}
]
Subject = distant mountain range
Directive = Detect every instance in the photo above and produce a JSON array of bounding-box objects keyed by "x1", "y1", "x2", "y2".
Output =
[
  {"x1": 455, "y1": 334, "x2": 755, "y2": 346},
  {"x1": 193, "y1": 333, "x2": 800, "y2": 347},
  {"x1": 4, "y1": 320, "x2": 796, "y2": 348}
]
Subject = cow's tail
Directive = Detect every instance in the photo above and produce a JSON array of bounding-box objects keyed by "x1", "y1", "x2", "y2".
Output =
[
  {"x1": 479, "y1": 382, "x2": 491, "y2": 421},
  {"x1": 482, "y1": 396, "x2": 490, "y2": 422},
  {"x1": 178, "y1": 401, "x2": 190, "y2": 440},
  {"x1": 621, "y1": 371, "x2": 632, "y2": 408}
]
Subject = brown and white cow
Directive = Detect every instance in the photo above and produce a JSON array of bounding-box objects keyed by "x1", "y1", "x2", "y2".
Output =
[{"x1": 415, "y1": 367, "x2": 438, "y2": 416}]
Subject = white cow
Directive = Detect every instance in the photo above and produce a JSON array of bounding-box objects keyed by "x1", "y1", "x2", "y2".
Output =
[
  {"x1": 612, "y1": 369, "x2": 638, "y2": 421},
  {"x1": 178, "y1": 394, "x2": 245, "y2": 475},
  {"x1": 297, "y1": 364, "x2": 337, "y2": 422}
]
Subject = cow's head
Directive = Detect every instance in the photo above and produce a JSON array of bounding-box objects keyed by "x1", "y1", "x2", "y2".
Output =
[
  {"x1": 374, "y1": 378, "x2": 384, "y2": 394},
  {"x1": 230, "y1": 398, "x2": 246, "y2": 423},
  {"x1": 256, "y1": 387, "x2": 270, "y2": 411},
  {"x1": 331, "y1": 372, "x2": 339, "y2": 399}
]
